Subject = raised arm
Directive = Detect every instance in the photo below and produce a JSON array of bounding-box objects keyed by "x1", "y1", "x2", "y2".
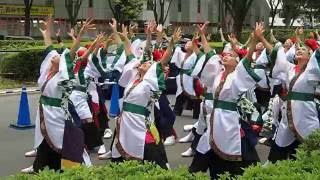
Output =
[
  {"x1": 255, "y1": 22, "x2": 273, "y2": 53},
  {"x1": 269, "y1": 29, "x2": 278, "y2": 44},
  {"x1": 155, "y1": 24, "x2": 164, "y2": 46},
  {"x1": 160, "y1": 28, "x2": 181, "y2": 66},
  {"x1": 109, "y1": 18, "x2": 122, "y2": 46},
  {"x1": 228, "y1": 33, "x2": 239, "y2": 51},
  {"x1": 316, "y1": 29, "x2": 320, "y2": 41},
  {"x1": 81, "y1": 32, "x2": 105, "y2": 61},
  {"x1": 219, "y1": 28, "x2": 227, "y2": 43},
  {"x1": 197, "y1": 21, "x2": 211, "y2": 53},
  {"x1": 70, "y1": 18, "x2": 95, "y2": 60},
  {"x1": 128, "y1": 23, "x2": 137, "y2": 40},
  {"x1": 145, "y1": 20, "x2": 156, "y2": 50},
  {"x1": 67, "y1": 28, "x2": 77, "y2": 43},
  {"x1": 246, "y1": 32, "x2": 257, "y2": 62},
  {"x1": 192, "y1": 32, "x2": 201, "y2": 55},
  {"x1": 55, "y1": 28, "x2": 65, "y2": 48},
  {"x1": 118, "y1": 25, "x2": 133, "y2": 57},
  {"x1": 39, "y1": 15, "x2": 53, "y2": 48},
  {"x1": 295, "y1": 27, "x2": 304, "y2": 49}
]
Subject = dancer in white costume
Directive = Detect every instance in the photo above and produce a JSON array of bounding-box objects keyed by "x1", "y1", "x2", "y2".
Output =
[
  {"x1": 110, "y1": 26, "x2": 182, "y2": 169},
  {"x1": 22, "y1": 17, "x2": 95, "y2": 173},
  {"x1": 258, "y1": 27, "x2": 320, "y2": 162},
  {"x1": 181, "y1": 22, "x2": 223, "y2": 157},
  {"x1": 189, "y1": 23, "x2": 263, "y2": 179}
]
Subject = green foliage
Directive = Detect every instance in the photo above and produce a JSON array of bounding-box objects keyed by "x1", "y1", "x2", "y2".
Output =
[
  {"x1": 0, "y1": 40, "x2": 44, "y2": 51},
  {"x1": 108, "y1": 0, "x2": 146, "y2": 24},
  {"x1": 298, "y1": 128, "x2": 320, "y2": 154},
  {"x1": 0, "y1": 48, "x2": 44, "y2": 81},
  {"x1": 219, "y1": 129, "x2": 320, "y2": 179},
  {"x1": 0, "y1": 77, "x2": 35, "y2": 89},
  {"x1": 7, "y1": 161, "x2": 208, "y2": 180}
]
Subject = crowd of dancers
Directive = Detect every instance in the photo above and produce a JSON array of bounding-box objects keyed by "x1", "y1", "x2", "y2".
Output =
[{"x1": 20, "y1": 16, "x2": 320, "y2": 179}]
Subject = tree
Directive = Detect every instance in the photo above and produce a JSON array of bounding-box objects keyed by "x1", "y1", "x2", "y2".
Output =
[
  {"x1": 151, "y1": 0, "x2": 173, "y2": 25},
  {"x1": 282, "y1": 0, "x2": 306, "y2": 28},
  {"x1": 223, "y1": 0, "x2": 255, "y2": 39},
  {"x1": 268, "y1": 0, "x2": 282, "y2": 27},
  {"x1": 65, "y1": 0, "x2": 83, "y2": 27},
  {"x1": 303, "y1": 0, "x2": 320, "y2": 27},
  {"x1": 24, "y1": 0, "x2": 34, "y2": 36},
  {"x1": 108, "y1": 0, "x2": 146, "y2": 25}
]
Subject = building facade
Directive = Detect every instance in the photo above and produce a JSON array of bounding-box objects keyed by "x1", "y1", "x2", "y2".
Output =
[{"x1": 0, "y1": 0, "x2": 270, "y2": 36}]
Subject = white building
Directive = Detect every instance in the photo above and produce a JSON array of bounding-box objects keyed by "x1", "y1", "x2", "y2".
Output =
[{"x1": 0, "y1": 0, "x2": 270, "y2": 36}]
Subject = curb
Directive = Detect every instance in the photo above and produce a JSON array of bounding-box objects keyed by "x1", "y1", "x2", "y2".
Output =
[{"x1": 0, "y1": 87, "x2": 40, "y2": 96}]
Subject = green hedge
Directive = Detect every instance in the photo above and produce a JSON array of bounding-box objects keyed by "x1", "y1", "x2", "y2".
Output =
[
  {"x1": 7, "y1": 161, "x2": 208, "y2": 180},
  {"x1": 219, "y1": 129, "x2": 320, "y2": 180},
  {"x1": 0, "y1": 40, "x2": 44, "y2": 51},
  {"x1": 0, "y1": 48, "x2": 44, "y2": 81}
]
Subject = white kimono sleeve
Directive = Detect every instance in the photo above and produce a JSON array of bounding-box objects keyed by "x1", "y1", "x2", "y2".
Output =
[
  {"x1": 143, "y1": 62, "x2": 166, "y2": 92},
  {"x1": 255, "y1": 48, "x2": 269, "y2": 67},
  {"x1": 286, "y1": 44, "x2": 296, "y2": 63},
  {"x1": 231, "y1": 58, "x2": 262, "y2": 96},
  {"x1": 170, "y1": 46, "x2": 183, "y2": 68},
  {"x1": 190, "y1": 52, "x2": 206, "y2": 78},
  {"x1": 112, "y1": 44, "x2": 126, "y2": 73},
  {"x1": 118, "y1": 54, "x2": 140, "y2": 88},
  {"x1": 37, "y1": 45, "x2": 60, "y2": 87},
  {"x1": 270, "y1": 47, "x2": 295, "y2": 82},
  {"x1": 57, "y1": 49, "x2": 75, "y2": 82},
  {"x1": 199, "y1": 54, "x2": 222, "y2": 88},
  {"x1": 305, "y1": 49, "x2": 320, "y2": 84}
]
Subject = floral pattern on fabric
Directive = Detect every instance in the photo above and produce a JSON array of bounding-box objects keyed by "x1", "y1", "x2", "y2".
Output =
[
  {"x1": 237, "y1": 96, "x2": 259, "y2": 122},
  {"x1": 58, "y1": 79, "x2": 76, "y2": 122}
]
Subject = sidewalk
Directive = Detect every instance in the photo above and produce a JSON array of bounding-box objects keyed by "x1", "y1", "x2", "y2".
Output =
[{"x1": 0, "y1": 87, "x2": 40, "y2": 96}]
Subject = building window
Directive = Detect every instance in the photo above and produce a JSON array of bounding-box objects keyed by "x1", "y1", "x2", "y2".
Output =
[
  {"x1": 178, "y1": 0, "x2": 182, "y2": 12},
  {"x1": 197, "y1": 0, "x2": 201, "y2": 13},
  {"x1": 89, "y1": 0, "x2": 93, "y2": 8},
  {"x1": 147, "y1": 0, "x2": 154, "y2": 10},
  {"x1": 46, "y1": 0, "x2": 53, "y2": 6}
]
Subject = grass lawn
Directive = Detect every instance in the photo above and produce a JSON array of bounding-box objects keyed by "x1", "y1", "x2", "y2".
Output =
[
  {"x1": 208, "y1": 42, "x2": 223, "y2": 48},
  {"x1": 0, "y1": 77, "x2": 36, "y2": 90}
]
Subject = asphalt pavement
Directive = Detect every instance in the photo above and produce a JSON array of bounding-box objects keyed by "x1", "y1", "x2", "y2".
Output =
[{"x1": 0, "y1": 94, "x2": 269, "y2": 177}]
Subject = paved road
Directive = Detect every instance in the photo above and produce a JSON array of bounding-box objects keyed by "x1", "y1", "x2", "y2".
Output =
[{"x1": 0, "y1": 94, "x2": 269, "y2": 177}]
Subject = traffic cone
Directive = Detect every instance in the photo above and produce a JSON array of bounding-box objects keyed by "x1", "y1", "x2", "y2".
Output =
[
  {"x1": 10, "y1": 86, "x2": 34, "y2": 129},
  {"x1": 109, "y1": 84, "x2": 120, "y2": 118}
]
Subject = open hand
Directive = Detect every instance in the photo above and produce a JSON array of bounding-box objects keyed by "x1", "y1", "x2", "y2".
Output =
[
  {"x1": 109, "y1": 18, "x2": 117, "y2": 32},
  {"x1": 254, "y1": 22, "x2": 265, "y2": 39},
  {"x1": 171, "y1": 27, "x2": 182, "y2": 44},
  {"x1": 67, "y1": 28, "x2": 77, "y2": 41},
  {"x1": 197, "y1": 21, "x2": 209, "y2": 35},
  {"x1": 39, "y1": 15, "x2": 53, "y2": 36},
  {"x1": 227, "y1": 33, "x2": 238, "y2": 45}
]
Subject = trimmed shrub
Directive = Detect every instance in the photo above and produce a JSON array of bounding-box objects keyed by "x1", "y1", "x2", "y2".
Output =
[
  {"x1": 0, "y1": 48, "x2": 44, "y2": 81},
  {"x1": 0, "y1": 40, "x2": 44, "y2": 51},
  {"x1": 219, "y1": 129, "x2": 320, "y2": 180},
  {"x1": 7, "y1": 161, "x2": 208, "y2": 180}
]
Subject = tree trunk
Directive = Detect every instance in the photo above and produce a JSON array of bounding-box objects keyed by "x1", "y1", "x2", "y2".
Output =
[
  {"x1": 270, "y1": 15, "x2": 275, "y2": 28},
  {"x1": 159, "y1": 2, "x2": 165, "y2": 25},
  {"x1": 24, "y1": 9, "x2": 31, "y2": 36},
  {"x1": 232, "y1": 14, "x2": 245, "y2": 40},
  {"x1": 233, "y1": 22, "x2": 243, "y2": 40},
  {"x1": 24, "y1": 0, "x2": 33, "y2": 36}
]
